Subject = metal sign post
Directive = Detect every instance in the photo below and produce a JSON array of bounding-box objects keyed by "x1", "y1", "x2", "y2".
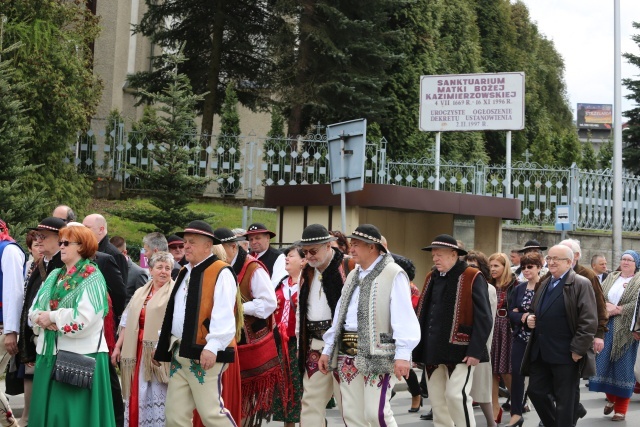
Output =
[
  {"x1": 555, "y1": 205, "x2": 573, "y2": 241},
  {"x1": 327, "y1": 119, "x2": 367, "y2": 233}
]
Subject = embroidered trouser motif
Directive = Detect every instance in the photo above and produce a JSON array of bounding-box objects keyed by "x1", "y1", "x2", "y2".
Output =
[
  {"x1": 426, "y1": 364, "x2": 475, "y2": 427},
  {"x1": 300, "y1": 349, "x2": 342, "y2": 426},
  {"x1": 337, "y1": 355, "x2": 397, "y2": 427},
  {"x1": 165, "y1": 353, "x2": 236, "y2": 427}
]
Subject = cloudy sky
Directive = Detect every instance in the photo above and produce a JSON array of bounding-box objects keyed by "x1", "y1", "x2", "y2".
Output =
[{"x1": 520, "y1": 0, "x2": 640, "y2": 120}]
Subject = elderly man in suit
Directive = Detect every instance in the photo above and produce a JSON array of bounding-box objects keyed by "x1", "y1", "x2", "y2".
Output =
[{"x1": 524, "y1": 244, "x2": 598, "y2": 427}]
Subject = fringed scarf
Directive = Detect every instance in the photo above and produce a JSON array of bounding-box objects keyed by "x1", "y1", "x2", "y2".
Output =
[
  {"x1": 601, "y1": 271, "x2": 640, "y2": 361},
  {"x1": 32, "y1": 258, "x2": 108, "y2": 365},
  {"x1": 119, "y1": 278, "x2": 175, "y2": 399}
]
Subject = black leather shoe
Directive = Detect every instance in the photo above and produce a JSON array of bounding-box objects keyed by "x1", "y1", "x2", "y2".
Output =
[
  {"x1": 577, "y1": 403, "x2": 587, "y2": 419},
  {"x1": 420, "y1": 409, "x2": 433, "y2": 420}
]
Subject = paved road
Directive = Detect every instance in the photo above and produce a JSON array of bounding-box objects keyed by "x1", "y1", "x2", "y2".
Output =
[
  {"x1": 318, "y1": 380, "x2": 640, "y2": 426},
  {"x1": 6, "y1": 378, "x2": 639, "y2": 425}
]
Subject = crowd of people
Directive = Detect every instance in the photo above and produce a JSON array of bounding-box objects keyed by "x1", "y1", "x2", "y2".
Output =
[{"x1": 1, "y1": 207, "x2": 640, "y2": 427}]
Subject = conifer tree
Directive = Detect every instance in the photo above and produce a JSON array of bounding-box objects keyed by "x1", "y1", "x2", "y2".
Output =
[
  {"x1": 113, "y1": 55, "x2": 213, "y2": 235},
  {"x1": 622, "y1": 22, "x2": 640, "y2": 174},
  {"x1": 217, "y1": 82, "x2": 242, "y2": 195},
  {"x1": 580, "y1": 132, "x2": 598, "y2": 170}
]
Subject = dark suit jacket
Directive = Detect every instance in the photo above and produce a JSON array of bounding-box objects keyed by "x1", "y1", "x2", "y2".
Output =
[
  {"x1": 508, "y1": 280, "x2": 530, "y2": 339},
  {"x1": 125, "y1": 257, "x2": 149, "y2": 305},
  {"x1": 99, "y1": 234, "x2": 129, "y2": 286},
  {"x1": 522, "y1": 269, "x2": 597, "y2": 377},
  {"x1": 93, "y1": 251, "x2": 127, "y2": 319}
]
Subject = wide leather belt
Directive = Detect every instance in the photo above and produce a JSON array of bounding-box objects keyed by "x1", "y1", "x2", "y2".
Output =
[
  {"x1": 307, "y1": 320, "x2": 332, "y2": 341},
  {"x1": 340, "y1": 332, "x2": 358, "y2": 356}
]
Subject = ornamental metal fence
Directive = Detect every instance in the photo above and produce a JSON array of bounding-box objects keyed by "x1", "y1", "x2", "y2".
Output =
[{"x1": 72, "y1": 121, "x2": 637, "y2": 231}]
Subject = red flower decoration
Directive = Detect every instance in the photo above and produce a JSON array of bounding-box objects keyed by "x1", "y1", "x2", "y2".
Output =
[
  {"x1": 72, "y1": 323, "x2": 78, "y2": 330},
  {"x1": 85, "y1": 266, "x2": 96, "y2": 274},
  {"x1": 50, "y1": 300, "x2": 59, "y2": 310},
  {"x1": 63, "y1": 325, "x2": 71, "y2": 333}
]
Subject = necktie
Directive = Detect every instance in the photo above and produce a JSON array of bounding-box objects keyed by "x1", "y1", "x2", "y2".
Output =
[{"x1": 549, "y1": 278, "x2": 560, "y2": 290}]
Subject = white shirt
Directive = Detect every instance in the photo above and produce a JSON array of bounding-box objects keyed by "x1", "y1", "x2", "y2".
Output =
[
  {"x1": 257, "y1": 249, "x2": 286, "y2": 288},
  {"x1": 231, "y1": 253, "x2": 277, "y2": 319},
  {"x1": 608, "y1": 275, "x2": 630, "y2": 306},
  {"x1": 171, "y1": 255, "x2": 238, "y2": 354},
  {"x1": 322, "y1": 255, "x2": 421, "y2": 361},
  {"x1": 1, "y1": 243, "x2": 25, "y2": 333},
  {"x1": 307, "y1": 268, "x2": 333, "y2": 322}
]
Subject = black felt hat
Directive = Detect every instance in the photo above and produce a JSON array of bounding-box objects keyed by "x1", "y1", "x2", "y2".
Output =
[
  {"x1": 347, "y1": 224, "x2": 388, "y2": 253},
  {"x1": 295, "y1": 224, "x2": 337, "y2": 246},
  {"x1": 517, "y1": 239, "x2": 547, "y2": 253},
  {"x1": 214, "y1": 227, "x2": 247, "y2": 243},
  {"x1": 421, "y1": 234, "x2": 468, "y2": 256},
  {"x1": 28, "y1": 217, "x2": 67, "y2": 233},
  {"x1": 167, "y1": 235, "x2": 184, "y2": 247},
  {"x1": 244, "y1": 223, "x2": 276, "y2": 239},
  {"x1": 176, "y1": 220, "x2": 221, "y2": 244}
]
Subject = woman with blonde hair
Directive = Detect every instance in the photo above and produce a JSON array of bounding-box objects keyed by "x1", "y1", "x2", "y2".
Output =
[
  {"x1": 488, "y1": 252, "x2": 517, "y2": 423},
  {"x1": 112, "y1": 251, "x2": 175, "y2": 427}
]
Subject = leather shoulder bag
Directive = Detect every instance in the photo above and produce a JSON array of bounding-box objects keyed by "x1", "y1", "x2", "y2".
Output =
[{"x1": 51, "y1": 327, "x2": 103, "y2": 390}]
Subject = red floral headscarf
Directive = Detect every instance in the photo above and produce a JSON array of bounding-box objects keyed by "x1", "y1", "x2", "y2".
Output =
[{"x1": 0, "y1": 219, "x2": 15, "y2": 242}]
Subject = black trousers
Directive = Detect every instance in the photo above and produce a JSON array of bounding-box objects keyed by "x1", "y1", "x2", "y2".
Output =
[
  {"x1": 510, "y1": 338, "x2": 528, "y2": 416},
  {"x1": 528, "y1": 359, "x2": 579, "y2": 427},
  {"x1": 109, "y1": 360, "x2": 125, "y2": 427},
  {"x1": 405, "y1": 368, "x2": 421, "y2": 397}
]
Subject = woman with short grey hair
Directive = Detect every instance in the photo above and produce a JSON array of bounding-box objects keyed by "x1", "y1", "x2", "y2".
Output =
[{"x1": 148, "y1": 251, "x2": 174, "y2": 269}]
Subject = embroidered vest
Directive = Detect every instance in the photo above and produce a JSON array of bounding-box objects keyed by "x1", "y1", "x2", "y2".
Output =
[
  {"x1": 329, "y1": 255, "x2": 405, "y2": 375},
  {"x1": 238, "y1": 258, "x2": 272, "y2": 344},
  {"x1": 155, "y1": 257, "x2": 237, "y2": 362}
]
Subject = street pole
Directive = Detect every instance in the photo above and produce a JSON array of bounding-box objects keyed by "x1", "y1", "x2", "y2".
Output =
[
  {"x1": 435, "y1": 132, "x2": 441, "y2": 190},
  {"x1": 506, "y1": 131, "x2": 512, "y2": 198},
  {"x1": 340, "y1": 132, "x2": 347, "y2": 233},
  {"x1": 613, "y1": 0, "x2": 623, "y2": 262}
]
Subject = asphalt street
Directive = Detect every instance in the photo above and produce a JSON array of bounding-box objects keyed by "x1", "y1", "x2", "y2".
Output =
[{"x1": 319, "y1": 380, "x2": 640, "y2": 426}]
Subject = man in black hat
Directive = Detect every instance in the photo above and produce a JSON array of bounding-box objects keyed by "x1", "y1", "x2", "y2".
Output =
[
  {"x1": 20, "y1": 217, "x2": 67, "y2": 404},
  {"x1": 319, "y1": 224, "x2": 420, "y2": 426},
  {"x1": 155, "y1": 220, "x2": 241, "y2": 426},
  {"x1": 167, "y1": 234, "x2": 188, "y2": 266},
  {"x1": 0, "y1": 218, "x2": 25, "y2": 427},
  {"x1": 295, "y1": 224, "x2": 346, "y2": 424},
  {"x1": 244, "y1": 223, "x2": 285, "y2": 286},
  {"x1": 413, "y1": 234, "x2": 493, "y2": 427}
]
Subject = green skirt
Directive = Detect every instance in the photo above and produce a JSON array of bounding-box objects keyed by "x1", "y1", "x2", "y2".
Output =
[{"x1": 30, "y1": 352, "x2": 116, "y2": 427}]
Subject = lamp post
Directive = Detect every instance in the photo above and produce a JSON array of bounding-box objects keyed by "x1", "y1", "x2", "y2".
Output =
[{"x1": 612, "y1": 0, "x2": 622, "y2": 262}]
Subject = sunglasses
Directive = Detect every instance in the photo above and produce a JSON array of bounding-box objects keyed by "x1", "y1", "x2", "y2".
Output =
[
  {"x1": 522, "y1": 264, "x2": 538, "y2": 270},
  {"x1": 58, "y1": 241, "x2": 80, "y2": 247},
  {"x1": 170, "y1": 245, "x2": 185, "y2": 249},
  {"x1": 302, "y1": 247, "x2": 322, "y2": 256}
]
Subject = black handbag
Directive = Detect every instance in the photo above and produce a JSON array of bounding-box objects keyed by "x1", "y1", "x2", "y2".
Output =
[{"x1": 50, "y1": 327, "x2": 103, "y2": 390}]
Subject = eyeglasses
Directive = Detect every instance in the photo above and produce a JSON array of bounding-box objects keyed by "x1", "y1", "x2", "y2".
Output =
[
  {"x1": 302, "y1": 247, "x2": 322, "y2": 256},
  {"x1": 620, "y1": 257, "x2": 635, "y2": 262},
  {"x1": 170, "y1": 245, "x2": 185, "y2": 250},
  {"x1": 58, "y1": 241, "x2": 80, "y2": 247},
  {"x1": 522, "y1": 264, "x2": 538, "y2": 270},
  {"x1": 544, "y1": 256, "x2": 571, "y2": 263}
]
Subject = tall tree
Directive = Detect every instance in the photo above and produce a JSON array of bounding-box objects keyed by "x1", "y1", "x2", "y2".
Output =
[
  {"x1": 113, "y1": 55, "x2": 213, "y2": 234},
  {"x1": 580, "y1": 138, "x2": 598, "y2": 170},
  {"x1": 217, "y1": 82, "x2": 242, "y2": 195},
  {"x1": 382, "y1": 0, "x2": 487, "y2": 159},
  {"x1": 622, "y1": 22, "x2": 640, "y2": 174},
  {"x1": 556, "y1": 129, "x2": 582, "y2": 167},
  {"x1": 598, "y1": 134, "x2": 614, "y2": 170},
  {"x1": 0, "y1": 39, "x2": 43, "y2": 240},
  {"x1": 274, "y1": 0, "x2": 401, "y2": 136},
  {"x1": 2, "y1": 0, "x2": 101, "y2": 211},
  {"x1": 129, "y1": 0, "x2": 278, "y2": 138}
]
